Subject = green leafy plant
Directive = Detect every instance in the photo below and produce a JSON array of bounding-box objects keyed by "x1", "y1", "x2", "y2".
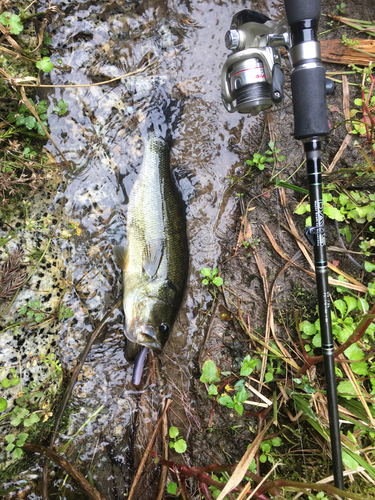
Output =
[
  {"x1": 36, "y1": 57, "x2": 54, "y2": 73},
  {"x1": 295, "y1": 185, "x2": 375, "y2": 254},
  {"x1": 169, "y1": 426, "x2": 187, "y2": 453},
  {"x1": 5, "y1": 432, "x2": 28, "y2": 459},
  {"x1": 40, "y1": 353, "x2": 62, "y2": 381},
  {"x1": 299, "y1": 293, "x2": 375, "y2": 388},
  {"x1": 218, "y1": 378, "x2": 248, "y2": 416},
  {"x1": 246, "y1": 151, "x2": 273, "y2": 172},
  {"x1": 7, "y1": 99, "x2": 48, "y2": 136},
  {"x1": 58, "y1": 305, "x2": 75, "y2": 320},
  {"x1": 19, "y1": 299, "x2": 45, "y2": 323},
  {"x1": 333, "y1": 2, "x2": 346, "y2": 14},
  {"x1": 200, "y1": 357, "x2": 257, "y2": 416},
  {"x1": 53, "y1": 99, "x2": 69, "y2": 116},
  {"x1": 242, "y1": 237, "x2": 260, "y2": 251},
  {"x1": 0, "y1": 12, "x2": 23, "y2": 35},
  {"x1": 259, "y1": 436, "x2": 283, "y2": 464},
  {"x1": 200, "y1": 359, "x2": 220, "y2": 397},
  {"x1": 0, "y1": 354, "x2": 62, "y2": 460},
  {"x1": 201, "y1": 267, "x2": 223, "y2": 287},
  {"x1": 0, "y1": 369, "x2": 42, "y2": 459}
]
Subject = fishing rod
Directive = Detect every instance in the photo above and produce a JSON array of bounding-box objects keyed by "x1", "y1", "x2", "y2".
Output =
[{"x1": 221, "y1": 0, "x2": 344, "y2": 491}]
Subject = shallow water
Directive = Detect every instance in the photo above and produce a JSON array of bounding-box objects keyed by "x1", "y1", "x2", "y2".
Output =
[{"x1": 12, "y1": 0, "x2": 285, "y2": 496}]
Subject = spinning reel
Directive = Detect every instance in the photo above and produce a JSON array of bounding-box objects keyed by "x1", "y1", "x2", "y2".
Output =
[{"x1": 221, "y1": 10, "x2": 289, "y2": 115}]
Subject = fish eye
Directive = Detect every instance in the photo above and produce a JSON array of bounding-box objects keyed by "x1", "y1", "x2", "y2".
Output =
[{"x1": 159, "y1": 323, "x2": 169, "y2": 334}]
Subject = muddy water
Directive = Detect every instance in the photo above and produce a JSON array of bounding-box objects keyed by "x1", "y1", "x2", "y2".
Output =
[{"x1": 32, "y1": 0, "x2": 284, "y2": 497}]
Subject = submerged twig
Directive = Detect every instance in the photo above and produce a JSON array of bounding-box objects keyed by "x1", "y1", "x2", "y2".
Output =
[
  {"x1": 23, "y1": 443, "x2": 106, "y2": 500},
  {"x1": 41, "y1": 298, "x2": 122, "y2": 499}
]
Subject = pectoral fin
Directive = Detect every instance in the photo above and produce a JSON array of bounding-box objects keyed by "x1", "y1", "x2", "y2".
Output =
[
  {"x1": 114, "y1": 245, "x2": 128, "y2": 272},
  {"x1": 142, "y1": 240, "x2": 164, "y2": 278}
]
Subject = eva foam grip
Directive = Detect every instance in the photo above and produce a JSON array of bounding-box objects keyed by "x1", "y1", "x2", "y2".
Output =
[
  {"x1": 290, "y1": 65, "x2": 329, "y2": 139},
  {"x1": 284, "y1": 0, "x2": 321, "y2": 26}
]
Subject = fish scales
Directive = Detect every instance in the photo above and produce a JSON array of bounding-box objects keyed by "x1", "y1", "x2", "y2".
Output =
[
  {"x1": 115, "y1": 120, "x2": 188, "y2": 370},
  {"x1": 126, "y1": 133, "x2": 186, "y2": 292}
]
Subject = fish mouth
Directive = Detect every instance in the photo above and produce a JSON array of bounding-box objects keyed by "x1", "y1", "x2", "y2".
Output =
[{"x1": 136, "y1": 324, "x2": 163, "y2": 352}]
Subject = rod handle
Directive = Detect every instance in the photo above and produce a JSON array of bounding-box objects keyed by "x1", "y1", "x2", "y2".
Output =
[{"x1": 284, "y1": 0, "x2": 321, "y2": 26}]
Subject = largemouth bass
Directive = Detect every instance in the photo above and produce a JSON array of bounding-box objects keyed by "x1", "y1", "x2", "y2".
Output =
[{"x1": 114, "y1": 90, "x2": 188, "y2": 384}]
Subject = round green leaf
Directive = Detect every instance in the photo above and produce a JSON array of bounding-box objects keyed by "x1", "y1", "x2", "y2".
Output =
[
  {"x1": 5, "y1": 434, "x2": 15, "y2": 443},
  {"x1": 218, "y1": 394, "x2": 235, "y2": 408},
  {"x1": 259, "y1": 454, "x2": 267, "y2": 463},
  {"x1": 201, "y1": 268, "x2": 211, "y2": 277},
  {"x1": 333, "y1": 299, "x2": 347, "y2": 318},
  {"x1": 272, "y1": 437, "x2": 282, "y2": 447},
  {"x1": 200, "y1": 360, "x2": 220, "y2": 384},
  {"x1": 312, "y1": 333, "x2": 322, "y2": 348},
  {"x1": 265, "y1": 372, "x2": 273, "y2": 383},
  {"x1": 365, "y1": 260, "x2": 375, "y2": 272},
  {"x1": 1, "y1": 378, "x2": 10, "y2": 388},
  {"x1": 10, "y1": 377, "x2": 20, "y2": 386},
  {"x1": 344, "y1": 296, "x2": 358, "y2": 315},
  {"x1": 167, "y1": 482, "x2": 177, "y2": 495},
  {"x1": 351, "y1": 362, "x2": 368, "y2": 376},
  {"x1": 24, "y1": 116, "x2": 36, "y2": 130},
  {"x1": 6, "y1": 443, "x2": 15, "y2": 452},
  {"x1": 30, "y1": 413, "x2": 40, "y2": 424},
  {"x1": 169, "y1": 426, "x2": 179, "y2": 439},
  {"x1": 40, "y1": 59, "x2": 54, "y2": 73},
  {"x1": 344, "y1": 343, "x2": 364, "y2": 361},
  {"x1": 260, "y1": 442, "x2": 271, "y2": 453},
  {"x1": 212, "y1": 277, "x2": 223, "y2": 287},
  {"x1": 299, "y1": 321, "x2": 317, "y2": 336},
  {"x1": 13, "y1": 448, "x2": 23, "y2": 459},
  {"x1": 174, "y1": 438, "x2": 187, "y2": 454}
]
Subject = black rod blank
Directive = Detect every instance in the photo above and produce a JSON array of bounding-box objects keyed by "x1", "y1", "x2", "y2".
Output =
[{"x1": 304, "y1": 139, "x2": 344, "y2": 490}]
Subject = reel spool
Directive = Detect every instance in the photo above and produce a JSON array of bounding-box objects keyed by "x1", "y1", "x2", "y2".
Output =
[{"x1": 221, "y1": 10, "x2": 289, "y2": 115}]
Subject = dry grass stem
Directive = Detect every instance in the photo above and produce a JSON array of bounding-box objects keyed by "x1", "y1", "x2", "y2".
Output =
[
  {"x1": 244, "y1": 460, "x2": 281, "y2": 500},
  {"x1": 216, "y1": 418, "x2": 274, "y2": 500},
  {"x1": 156, "y1": 400, "x2": 169, "y2": 500},
  {"x1": 342, "y1": 75, "x2": 353, "y2": 134},
  {"x1": 19, "y1": 61, "x2": 157, "y2": 88},
  {"x1": 128, "y1": 399, "x2": 172, "y2": 500},
  {"x1": 328, "y1": 133, "x2": 352, "y2": 172}
]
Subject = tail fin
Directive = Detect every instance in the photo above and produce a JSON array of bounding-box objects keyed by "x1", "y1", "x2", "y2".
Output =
[{"x1": 145, "y1": 86, "x2": 184, "y2": 143}]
